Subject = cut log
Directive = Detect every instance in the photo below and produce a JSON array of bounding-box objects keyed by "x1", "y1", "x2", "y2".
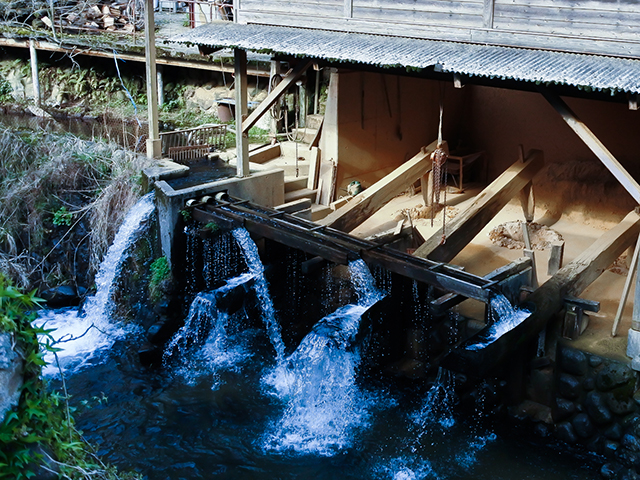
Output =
[
  {"x1": 444, "y1": 209, "x2": 640, "y2": 376},
  {"x1": 318, "y1": 141, "x2": 438, "y2": 232},
  {"x1": 413, "y1": 149, "x2": 544, "y2": 262},
  {"x1": 102, "y1": 5, "x2": 111, "y2": 15},
  {"x1": 103, "y1": 15, "x2": 115, "y2": 28}
]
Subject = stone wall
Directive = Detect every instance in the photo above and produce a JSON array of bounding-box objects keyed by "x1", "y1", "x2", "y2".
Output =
[{"x1": 540, "y1": 344, "x2": 640, "y2": 478}]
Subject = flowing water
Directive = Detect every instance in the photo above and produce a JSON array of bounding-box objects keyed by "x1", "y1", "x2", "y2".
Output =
[
  {"x1": 36, "y1": 192, "x2": 155, "y2": 375},
  {"x1": 40, "y1": 221, "x2": 600, "y2": 480},
  {"x1": 465, "y1": 293, "x2": 531, "y2": 351}
]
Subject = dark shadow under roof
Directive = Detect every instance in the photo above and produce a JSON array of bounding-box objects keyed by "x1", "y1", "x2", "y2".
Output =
[{"x1": 171, "y1": 22, "x2": 640, "y2": 94}]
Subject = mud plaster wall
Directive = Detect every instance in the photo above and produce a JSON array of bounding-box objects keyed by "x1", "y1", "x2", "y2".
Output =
[
  {"x1": 332, "y1": 72, "x2": 466, "y2": 194},
  {"x1": 464, "y1": 86, "x2": 640, "y2": 219}
]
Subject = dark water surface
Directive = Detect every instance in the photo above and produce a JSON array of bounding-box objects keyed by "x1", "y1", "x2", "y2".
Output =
[{"x1": 53, "y1": 334, "x2": 601, "y2": 480}]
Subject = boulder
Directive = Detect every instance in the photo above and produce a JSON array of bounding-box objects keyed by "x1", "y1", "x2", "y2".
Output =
[
  {"x1": 597, "y1": 364, "x2": 634, "y2": 391},
  {"x1": 585, "y1": 391, "x2": 613, "y2": 426},
  {"x1": 40, "y1": 285, "x2": 83, "y2": 307},
  {"x1": 572, "y1": 413, "x2": 595, "y2": 438},
  {"x1": 558, "y1": 373, "x2": 582, "y2": 399},
  {"x1": 559, "y1": 347, "x2": 588, "y2": 376}
]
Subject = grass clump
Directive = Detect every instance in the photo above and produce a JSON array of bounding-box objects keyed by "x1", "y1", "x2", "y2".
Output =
[{"x1": 148, "y1": 256, "x2": 171, "y2": 303}]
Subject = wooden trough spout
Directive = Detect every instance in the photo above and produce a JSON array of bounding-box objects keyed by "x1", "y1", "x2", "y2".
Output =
[
  {"x1": 185, "y1": 194, "x2": 511, "y2": 304},
  {"x1": 443, "y1": 210, "x2": 640, "y2": 377}
]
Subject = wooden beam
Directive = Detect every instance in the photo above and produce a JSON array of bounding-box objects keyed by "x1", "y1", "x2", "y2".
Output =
[
  {"x1": 413, "y1": 149, "x2": 544, "y2": 262},
  {"x1": 242, "y1": 59, "x2": 314, "y2": 135},
  {"x1": 319, "y1": 141, "x2": 438, "y2": 232},
  {"x1": 519, "y1": 181, "x2": 535, "y2": 222},
  {"x1": 445, "y1": 209, "x2": 640, "y2": 376},
  {"x1": 539, "y1": 87, "x2": 640, "y2": 205},
  {"x1": 235, "y1": 48, "x2": 249, "y2": 177}
]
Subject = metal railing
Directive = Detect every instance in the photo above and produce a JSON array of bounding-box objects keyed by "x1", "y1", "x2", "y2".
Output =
[{"x1": 160, "y1": 123, "x2": 227, "y2": 162}]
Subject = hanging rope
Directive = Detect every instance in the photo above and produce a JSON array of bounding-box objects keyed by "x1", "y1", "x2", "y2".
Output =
[{"x1": 430, "y1": 83, "x2": 449, "y2": 246}]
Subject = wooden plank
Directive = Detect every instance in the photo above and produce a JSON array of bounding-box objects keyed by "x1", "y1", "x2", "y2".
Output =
[
  {"x1": 495, "y1": 0, "x2": 639, "y2": 11},
  {"x1": 353, "y1": 7, "x2": 484, "y2": 27},
  {"x1": 318, "y1": 141, "x2": 438, "y2": 232},
  {"x1": 354, "y1": 2, "x2": 484, "y2": 16},
  {"x1": 242, "y1": 0, "x2": 342, "y2": 15},
  {"x1": 249, "y1": 143, "x2": 281, "y2": 164},
  {"x1": 483, "y1": 0, "x2": 495, "y2": 28},
  {"x1": 494, "y1": 4, "x2": 640, "y2": 27},
  {"x1": 355, "y1": 0, "x2": 483, "y2": 8},
  {"x1": 445, "y1": 210, "x2": 640, "y2": 376},
  {"x1": 493, "y1": 18, "x2": 639, "y2": 40},
  {"x1": 242, "y1": 59, "x2": 314, "y2": 135},
  {"x1": 235, "y1": 49, "x2": 249, "y2": 177},
  {"x1": 539, "y1": 88, "x2": 640, "y2": 204},
  {"x1": 345, "y1": 0, "x2": 353, "y2": 17},
  {"x1": 413, "y1": 149, "x2": 544, "y2": 262},
  {"x1": 275, "y1": 198, "x2": 312, "y2": 213}
]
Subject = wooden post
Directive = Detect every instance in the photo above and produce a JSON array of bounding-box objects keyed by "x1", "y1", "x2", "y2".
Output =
[
  {"x1": 235, "y1": 48, "x2": 250, "y2": 177},
  {"x1": 522, "y1": 221, "x2": 539, "y2": 288},
  {"x1": 344, "y1": 0, "x2": 353, "y2": 18},
  {"x1": 144, "y1": 0, "x2": 161, "y2": 158},
  {"x1": 548, "y1": 241, "x2": 565, "y2": 276},
  {"x1": 421, "y1": 172, "x2": 434, "y2": 207},
  {"x1": 29, "y1": 39, "x2": 40, "y2": 107},
  {"x1": 483, "y1": 0, "x2": 495, "y2": 28},
  {"x1": 612, "y1": 233, "x2": 640, "y2": 336}
]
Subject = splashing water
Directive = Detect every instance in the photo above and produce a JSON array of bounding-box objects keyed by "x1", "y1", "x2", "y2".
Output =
[
  {"x1": 36, "y1": 192, "x2": 156, "y2": 375},
  {"x1": 164, "y1": 272, "x2": 254, "y2": 389},
  {"x1": 232, "y1": 228, "x2": 285, "y2": 361},
  {"x1": 466, "y1": 293, "x2": 530, "y2": 350},
  {"x1": 263, "y1": 259, "x2": 383, "y2": 456},
  {"x1": 412, "y1": 368, "x2": 457, "y2": 435}
]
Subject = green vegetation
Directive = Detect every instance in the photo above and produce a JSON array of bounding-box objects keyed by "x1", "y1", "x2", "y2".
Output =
[
  {"x1": 0, "y1": 276, "x2": 138, "y2": 479},
  {"x1": 52, "y1": 207, "x2": 74, "y2": 227},
  {"x1": 148, "y1": 256, "x2": 171, "y2": 303}
]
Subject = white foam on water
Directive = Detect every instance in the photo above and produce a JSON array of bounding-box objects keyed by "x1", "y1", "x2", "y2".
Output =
[
  {"x1": 36, "y1": 192, "x2": 156, "y2": 376},
  {"x1": 164, "y1": 272, "x2": 254, "y2": 389},
  {"x1": 263, "y1": 259, "x2": 383, "y2": 456}
]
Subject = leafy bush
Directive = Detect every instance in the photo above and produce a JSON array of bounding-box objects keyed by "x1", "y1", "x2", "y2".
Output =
[{"x1": 0, "y1": 277, "x2": 138, "y2": 479}]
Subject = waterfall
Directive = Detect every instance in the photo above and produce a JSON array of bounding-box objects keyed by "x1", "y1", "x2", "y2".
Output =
[
  {"x1": 412, "y1": 368, "x2": 456, "y2": 434},
  {"x1": 263, "y1": 259, "x2": 383, "y2": 456},
  {"x1": 465, "y1": 293, "x2": 530, "y2": 351},
  {"x1": 232, "y1": 228, "x2": 285, "y2": 361},
  {"x1": 163, "y1": 272, "x2": 254, "y2": 389},
  {"x1": 36, "y1": 192, "x2": 156, "y2": 375}
]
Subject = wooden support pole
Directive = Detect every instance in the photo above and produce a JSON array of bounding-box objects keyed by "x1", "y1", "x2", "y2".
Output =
[
  {"x1": 242, "y1": 59, "x2": 313, "y2": 135},
  {"x1": 446, "y1": 209, "x2": 640, "y2": 376},
  {"x1": 539, "y1": 87, "x2": 640, "y2": 204},
  {"x1": 414, "y1": 149, "x2": 544, "y2": 262},
  {"x1": 28, "y1": 39, "x2": 40, "y2": 107},
  {"x1": 612, "y1": 232, "x2": 640, "y2": 336},
  {"x1": 319, "y1": 141, "x2": 438, "y2": 232},
  {"x1": 547, "y1": 241, "x2": 565, "y2": 276},
  {"x1": 235, "y1": 48, "x2": 250, "y2": 177},
  {"x1": 145, "y1": 0, "x2": 161, "y2": 158}
]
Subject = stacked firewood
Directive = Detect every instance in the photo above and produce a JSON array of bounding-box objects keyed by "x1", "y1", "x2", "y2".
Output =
[{"x1": 40, "y1": 0, "x2": 144, "y2": 34}]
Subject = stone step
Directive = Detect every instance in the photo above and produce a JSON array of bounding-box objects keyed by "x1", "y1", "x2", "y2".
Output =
[
  {"x1": 284, "y1": 176, "x2": 308, "y2": 193},
  {"x1": 284, "y1": 188, "x2": 318, "y2": 203}
]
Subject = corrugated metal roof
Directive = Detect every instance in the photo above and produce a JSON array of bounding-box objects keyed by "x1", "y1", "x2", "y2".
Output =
[{"x1": 170, "y1": 22, "x2": 640, "y2": 94}]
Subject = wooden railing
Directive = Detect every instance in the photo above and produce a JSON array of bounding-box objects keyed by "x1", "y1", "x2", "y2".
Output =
[{"x1": 160, "y1": 124, "x2": 227, "y2": 163}]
